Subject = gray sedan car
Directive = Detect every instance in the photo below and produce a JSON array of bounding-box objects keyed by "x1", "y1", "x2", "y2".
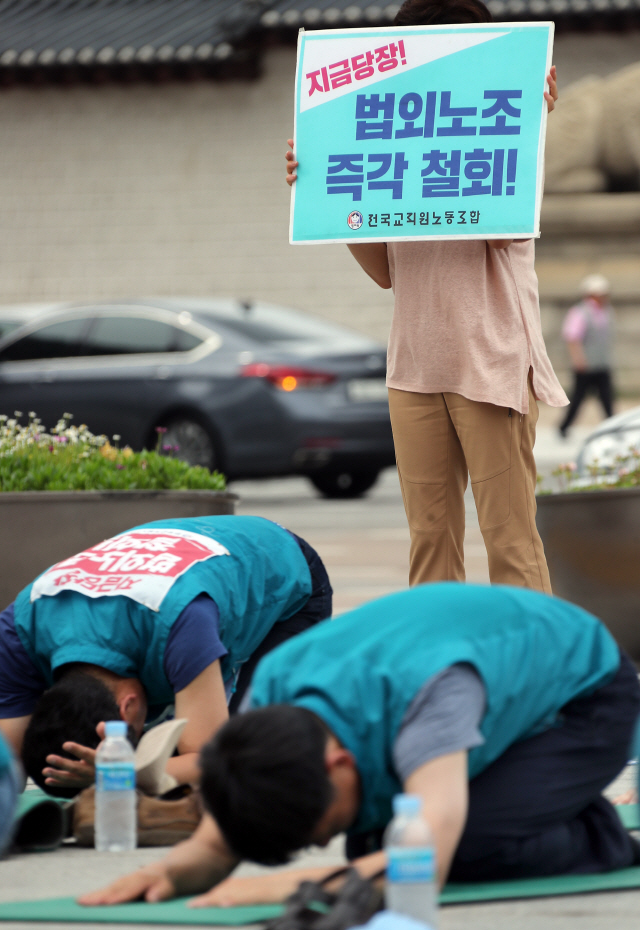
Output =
[
  {"x1": 0, "y1": 298, "x2": 395, "y2": 498},
  {"x1": 0, "y1": 303, "x2": 55, "y2": 340}
]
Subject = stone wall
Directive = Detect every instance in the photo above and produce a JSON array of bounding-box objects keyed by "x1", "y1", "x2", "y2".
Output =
[{"x1": 0, "y1": 47, "x2": 395, "y2": 345}]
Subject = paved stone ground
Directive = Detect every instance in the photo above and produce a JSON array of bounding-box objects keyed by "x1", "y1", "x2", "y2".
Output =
[{"x1": 1, "y1": 399, "x2": 638, "y2": 929}]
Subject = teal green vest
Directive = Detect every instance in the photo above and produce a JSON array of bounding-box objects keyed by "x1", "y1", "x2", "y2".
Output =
[
  {"x1": 13, "y1": 516, "x2": 312, "y2": 712},
  {"x1": 251, "y1": 583, "x2": 620, "y2": 834},
  {"x1": 0, "y1": 731, "x2": 12, "y2": 777}
]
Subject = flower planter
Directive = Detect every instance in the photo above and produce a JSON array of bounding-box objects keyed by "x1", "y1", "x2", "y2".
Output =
[
  {"x1": 536, "y1": 488, "x2": 640, "y2": 663},
  {"x1": 0, "y1": 490, "x2": 237, "y2": 610}
]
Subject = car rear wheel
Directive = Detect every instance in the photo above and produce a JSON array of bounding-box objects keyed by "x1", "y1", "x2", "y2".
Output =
[
  {"x1": 308, "y1": 467, "x2": 380, "y2": 499},
  {"x1": 160, "y1": 418, "x2": 217, "y2": 471}
]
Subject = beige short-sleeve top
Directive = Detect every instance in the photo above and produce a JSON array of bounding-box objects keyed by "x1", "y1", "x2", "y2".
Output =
[{"x1": 386, "y1": 239, "x2": 568, "y2": 415}]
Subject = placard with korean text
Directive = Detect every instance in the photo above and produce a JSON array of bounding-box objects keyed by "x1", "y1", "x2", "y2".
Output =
[{"x1": 290, "y1": 23, "x2": 554, "y2": 243}]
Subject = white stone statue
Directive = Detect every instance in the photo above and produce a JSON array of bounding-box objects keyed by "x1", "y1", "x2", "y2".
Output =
[{"x1": 545, "y1": 62, "x2": 640, "y2": 193}]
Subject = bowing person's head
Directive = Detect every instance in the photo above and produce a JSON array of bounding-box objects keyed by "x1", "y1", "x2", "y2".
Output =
[{"x1": 199, "y1": 706, "x2": 360, "y2": 865}]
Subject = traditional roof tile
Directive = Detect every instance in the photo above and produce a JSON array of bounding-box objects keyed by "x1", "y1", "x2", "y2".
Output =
[{"x1": 0, "y1": 0, "x2": 636, "y2": 70}]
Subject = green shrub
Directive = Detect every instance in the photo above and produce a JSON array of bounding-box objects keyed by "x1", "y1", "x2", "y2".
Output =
[{"x1": 0, "y1": 412, "x2": 225, "y2": 492}]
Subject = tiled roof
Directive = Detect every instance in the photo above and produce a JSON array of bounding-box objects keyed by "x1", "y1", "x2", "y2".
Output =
[
  {"x1": 0, "y1": 0, "x2": 266, "y2": 68},
  {"x1": 262, "y1": 0, "x2": 640, "y2": 27},
  {"x1": 0, "y1": 0, "x2": 637, "y2": 69}
]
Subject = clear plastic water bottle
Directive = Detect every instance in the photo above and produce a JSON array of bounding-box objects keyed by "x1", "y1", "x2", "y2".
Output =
[
  {"x1": 95, "y1": 720, "x2": 137, "y2": 852},
  {"x1": 384, "y1": 794, "x2": 437, "y2": 927}
]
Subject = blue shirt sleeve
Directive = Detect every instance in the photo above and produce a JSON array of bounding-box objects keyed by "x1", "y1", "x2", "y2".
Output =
[
  {"x1": 0, "y1": 604, "x2": 47, "y2": 718},
  {"x1": 163, "y1": 594, "x2": 227, "y2": 694}
]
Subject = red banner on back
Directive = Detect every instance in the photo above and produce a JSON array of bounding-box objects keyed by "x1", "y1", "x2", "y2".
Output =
[{"x1": 30, "y1": 529, "x2": 229, "y2": 611}]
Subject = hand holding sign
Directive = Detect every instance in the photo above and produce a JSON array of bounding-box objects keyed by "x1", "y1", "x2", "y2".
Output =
[
  {"x1": 545, "y1": 65, "x2": 558, "y2": 111},
  {"x1": 285, "y1": 138, "x2": 298, "y2": 186}
]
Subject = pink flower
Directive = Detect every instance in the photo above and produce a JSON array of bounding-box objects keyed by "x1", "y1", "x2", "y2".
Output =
[{"x1": 155, "y1": 426, "x2": 168, "y2": 434}]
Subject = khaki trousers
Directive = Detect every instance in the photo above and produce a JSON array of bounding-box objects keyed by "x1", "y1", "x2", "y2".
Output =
[{"x1": 388, "y1": 380, "x2": 551, "y2": 592}]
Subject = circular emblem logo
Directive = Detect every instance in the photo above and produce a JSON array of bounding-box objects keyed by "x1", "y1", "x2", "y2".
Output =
[{"x1": 347, "y1": 211, "x2": 364, "y2": 230}]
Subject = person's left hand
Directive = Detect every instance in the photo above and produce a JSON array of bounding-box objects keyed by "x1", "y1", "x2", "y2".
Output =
[
  {"x1": 189, "y1": 871, "x2": 303, "y2": 908},
  {"x1": 42, "y1": 722, "x2": 105, "y2": 790},
  {"x1": 43, "y1": 742, "x2": 97, "y2": 789},
  {"x1": 544, "y1": 65, "x2": 558, "y2": 113}
]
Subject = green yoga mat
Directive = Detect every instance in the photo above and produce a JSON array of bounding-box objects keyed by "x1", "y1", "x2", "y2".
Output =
[
  {"x1": 2, "y1": 867, "x2": 640, "y2": 926},
  {"x1": 3, "y1": 866, "x2": 640, "y2": 925},
  {"x1": 440, "y1": 865, "x2": 640, "y2": 904},
  {"x1": 618, "y1": 802, "x2": 640, "y2": 831},
  {"x1": 12, "y1": 789, "x2": 69, "y2": 852},
  {"x1": 0, "y1": 900, "x2": 282, "y2": 926}
]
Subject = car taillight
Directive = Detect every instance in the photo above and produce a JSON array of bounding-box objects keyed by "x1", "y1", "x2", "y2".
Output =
[{"x1": 240, "y1": 363, "x2": 337, "y2": 391}]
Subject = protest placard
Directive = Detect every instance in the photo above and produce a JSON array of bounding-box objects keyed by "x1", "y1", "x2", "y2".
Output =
[{"x1": 290, "y1": 22, "x2": 554, "y2": 244}]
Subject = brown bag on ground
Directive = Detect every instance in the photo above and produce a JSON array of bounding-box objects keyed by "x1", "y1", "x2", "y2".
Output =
[{"x1": 73, "y1": 785, "x2": 202, "y2": 847}]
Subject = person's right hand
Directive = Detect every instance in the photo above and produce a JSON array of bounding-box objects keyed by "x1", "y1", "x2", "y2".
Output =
[
  {"x1": 78, "y1": 865, "x2": 176, "y2": 906},
  {"x1": 79, "y1": 814, "x2": 239, "y2": 907},
  {"x1": 285, "y1": 138, "x2": 298, "y2": 186}
]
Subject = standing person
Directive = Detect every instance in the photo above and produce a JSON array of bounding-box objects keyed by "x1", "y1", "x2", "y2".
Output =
[
  {"x1": 81, "y1": 584, "x2": 640, "y2": 907},
  {"x1": 0, "y1": 515, "x2": 331, "y2": 795},
  {"x1": 559, "y1": 274, "x2": 614, "y2": 438},
  {"x1": 287, "y1": 0, "x2": 567, "y2": 592}
]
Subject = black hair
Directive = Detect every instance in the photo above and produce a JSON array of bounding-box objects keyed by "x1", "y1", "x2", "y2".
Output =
[
  {"x1": 200, "y1": 705, "x2": 334, "y2": 865},
  {"x1": 394, "y1": 0, "x2": 493, "y2": 25},
  {"x1": 21, "y1": 672, "x2": 133, "y2": 798}
]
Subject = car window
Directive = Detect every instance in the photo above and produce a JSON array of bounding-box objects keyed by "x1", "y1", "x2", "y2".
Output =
[
  {"x1": 214, "y1": 318, "x2": 312, "y2": 343},
  {"x1": 175, "y1": 328, "x2": 202, "y2": 352},
  {"x1": 84, "y1": 316, "x2": 202, "y2": 355},
  {"x1": 197, "y1": 304, "x2": 375, "y2": 348},
  {"x1": 0, "y1": 321, "x2": 23, "y2": 339},
  {"x1": 0, "y1": 318, "x2": 89, "y2": 362},
  {"x1": 209, "y1": 310, "x2": 340, "y2": 343}
]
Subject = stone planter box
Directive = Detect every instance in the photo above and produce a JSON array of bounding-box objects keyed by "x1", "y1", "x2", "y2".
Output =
[
  {"x1": 0, "y1": 490, "x2": 238, "y2": 610},
  {"x1": 536, "y1": 488, "x2": 640, "y2": 663}
]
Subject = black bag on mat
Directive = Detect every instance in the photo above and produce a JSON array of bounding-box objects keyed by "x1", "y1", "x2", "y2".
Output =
[{"x1": 264, "y1": 866, "x2": 385, "y2": 930}]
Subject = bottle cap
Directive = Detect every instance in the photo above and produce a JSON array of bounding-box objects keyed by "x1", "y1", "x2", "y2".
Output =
[
  {"x1": 393, "y1": 794, "x2": 422, "y2": 816},
  {"x1": 105, "y1": 720, "x2": 128, "y2": 738}
]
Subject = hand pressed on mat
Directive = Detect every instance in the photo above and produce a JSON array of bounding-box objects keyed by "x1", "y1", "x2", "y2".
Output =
[
  {"x1": 79, "y1": 814, "x2": 239, "y2": 906},
  {"x1": 80, "y1": 865, "x2": 178, "y2": 906},
  {"x1": 189, "y1": 866, "x2": 348, "y2": 909}
]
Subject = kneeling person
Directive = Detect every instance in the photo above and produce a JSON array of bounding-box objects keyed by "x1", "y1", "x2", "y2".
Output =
[
  {"x1": 0, "y1": 515, "x2": 331, "y2": 795},
  {"x1": 83, "y1": 584, "x2": 640, "y2": 905}
]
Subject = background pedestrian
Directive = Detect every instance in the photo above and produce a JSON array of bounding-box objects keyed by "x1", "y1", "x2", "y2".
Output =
[{"x1": 559, "y1": 274, "x2": 614, "y2": 438}]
